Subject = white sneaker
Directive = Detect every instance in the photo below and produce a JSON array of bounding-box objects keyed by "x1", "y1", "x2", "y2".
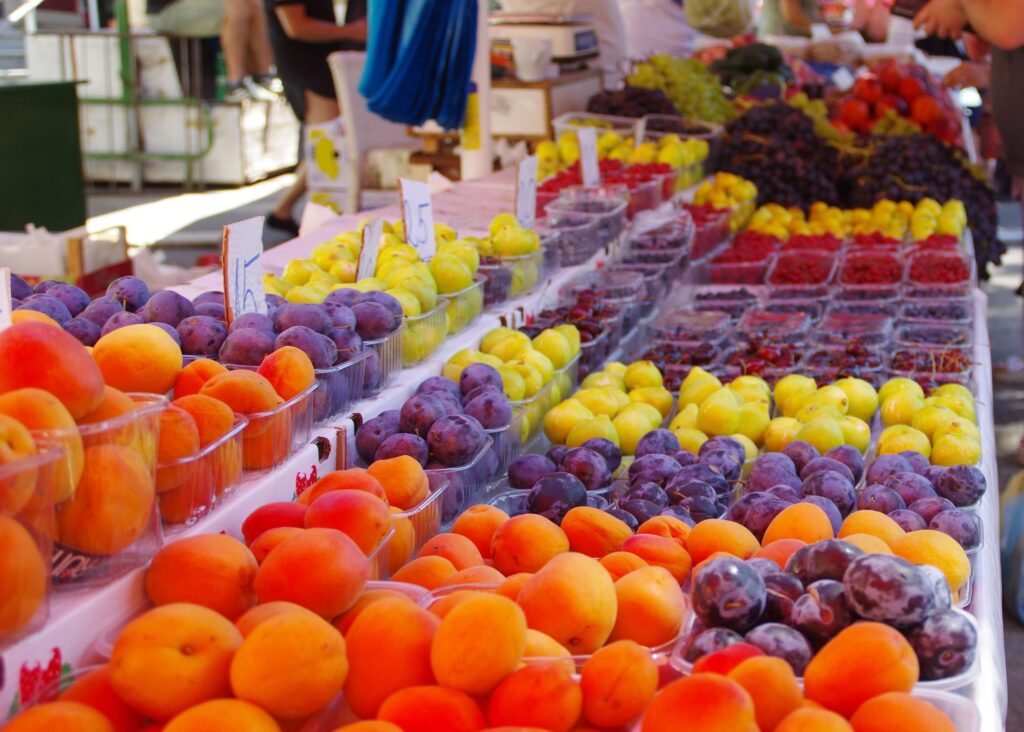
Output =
[{"x1": 243, "y1": 75, "x2": 278, "y2": 102}]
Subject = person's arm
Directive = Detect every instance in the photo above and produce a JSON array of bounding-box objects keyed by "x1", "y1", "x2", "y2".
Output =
[
  {"x1": 274, "y1": 4, "x2": 367, "y2": 43},
  {"x1": 780, "y1": 0, "x2": 815, "y2": 33},
  {"x1": 914, "y1": 0, "x2": 1024, "y2": 50}
]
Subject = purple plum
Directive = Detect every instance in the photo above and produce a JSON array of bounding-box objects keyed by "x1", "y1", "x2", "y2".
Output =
[
  {"x1": 785, "y1": 539, "x2": 865, "y2": 584},
  {"x1": 765, "y1": 484, "x2": 801, "y2": 504},
  {"x1": 527, "y1": 472, "x2": 586, "y2": 523},
  {"x1": 219, "y1": 328, "x2": 275, "y2": 366},
  {"x1": 324, "y1": 288, "x2": 362, "y2": 308},
  {"x1": 701, "y1": 436, "x2": 747, "y2": 466},
  {"x1": 329, "y1": 328, "x2": 363, "y2": 362},
  {"x1": 624, "y1": 481, "x2": 669, "y2": 508},
  {"x1": 666, "y1": 463, "x2": 730, "y2": 496},
  {"x1": 562, "y1": 447, "x2": 612, "y2": 491},
  {"x1": 789, "y1": 579, "x2": 852, "y2": 646},
  {"x1": 546, "y1": 445, "x2": 570, "y2": 466},
  {"x1": 274, "y1": 326, "x2": 338, "y2": 369},
  {"x1": 762, "y1": 571, "x2": 804, "y2": 623},
  {"x1": 194, "y1": 302, "x2": 226, "y2": 320},
  {"x1": 747, "y1": 459, "x2": 802, "y2": 494},
  {"x1": 908, "y1": 609, "x2": 977, "y2": 680},
  {"x1": 80, "y1": 297, "x2": 123, "y2": 328},
  {"x1": 142, "y1": 290, "x2": 195, "y2": 326},
  {"x1": 691, "y1": 556, "x2": 767, "y2": 632},
  {"x1": 427, "y1": 414, "x2": 487, "y2": 467},
  {"x1": 464, "y1": 392, "x2": 513, "y2": 429},
  {"x1": 866, "y1": 454, "x2": 913, "y2": 486},
  {"x1": 352, "y1": 301, "x2": 395, "y2": 340},
  {"x1": 19, "y1": 295, "x2": 71, "y2": 324},
  {"x1": 930, "y1": 508, "x2": 981, "y2": 550},
  {"x1": 192, "y1": 291, "x2": 224, "y2": 306},
  {"x1": 857, "y1": 484, "x2": 906, "y2": 514},
  {"x1": 885, "y1": 471, "x2": 937, "y2": 506},
  {"x1": 800, "y1": 457, "x2": 855, "y2": 485},
  {"x1": 63, "y1": 318, "x2": 101, "y2": 346},
  {"x1": 177, "y1": 315, "x2": 228, "y2": 357},
  {"x1": 619, "y1": 498, "x2": 662, "y2": 523},
  {"x1": 581, "y1": 438, "x2": 622, "y2": 473},
  {"x1": 459, "y1": 363, "x2": 504, "y2": 397},
  {"x1": 272, "y1": 303, "x2": 332, "y2": 335},
  {"x1": 699, "y1": 448, "x2": 742, "y2": 483},
  {"x1": 416, "y1": 376, "x2": 462, "y2": 401},
  {"x1": 635, "y1": 429, "x2": 681, "y2": 458},
  {"x1": 323, "y1": 301, "x2": 357, "y2": 330},
  {"x1": 356, "y1": 413, "x2": 401, "y2": 463},
  {"x1": 47, "y1": 283, "x2": 90, "y2": 317},
  {"x1": 607, "y1": 507, "x2": 640, "y2": 531},
  {"x1": 671, "y1": 449, "x2": 697, "y2": 467},
  {"x1": 899, "y1": 449, "x2": 931, "y2": 474},
  {"x1": 100, "y1": 311, "x2": 143, "y2": 336},
  {"x1": 106, "y1": 276, "x2": 150, "y2": 311},
  {"x1": 936, "y1": 464, "x2": 986, "y2": 507},
  {"x1": 629, "y1": 454, "x2": 680, "y2": 487},
  {"x1": 782, "y1": 440, "x2": 820, "y2": 474},
  {"x1": 801, "y1": 471, "x2": 856, "y2": 516},
  {"x1": 744, "y1": 623, "x2": 813, "y2": 674},
  {"x1": 399, "y1": 393, "x2": 447, "y2": 436},
  {"x1": 9, "y1": 273, "x2": 32, "y2": 300},
  {"x1": 824, "y1": 444, "x2": 864, "y2": 483},
  {"x1": 888, "y1": 509, "x2": 928, "y2": 532},
  {"x1": 843, "y1": 554, "x2": 935, "y2": 628},
  {"x1": 800, "y1": 496, "x2": 843, "y2": 533},
  {"x1": 508, "y1": 454, "x2": 556, "y2": 490},
  {"x1": 375, "y1": 433, "x2": 429, "y2": 466},
  {"x1": 684, "y1": 627, "x2": 744, "y2": 663},
  {"x1": 921, "y1": 465, "x2": 947, "y2": 489},
  {"x1": 908, "y1": 496, "x2": 955, "y2": 523},
  {"x1": 730, "y1": 492, "x2": 787, "y2": 541},
  {"x1": 229, "y1": 312, "x2": 275, "y2": 335},
  {"x1": 150, "y1": 322, "x2": 181, "y2": 346}
]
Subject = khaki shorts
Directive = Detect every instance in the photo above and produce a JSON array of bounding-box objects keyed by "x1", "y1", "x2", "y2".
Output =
[{"x1": 148, "y1": 0, "x2": 223, "y2": 38}]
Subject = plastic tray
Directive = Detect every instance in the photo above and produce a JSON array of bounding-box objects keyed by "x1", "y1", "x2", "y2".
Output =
[
  {"x1": 839, "y1": 249, "x2": 905, "y2": 286},
  {"x1": 363, "y1": 323, "x2": 404, "y2": 394},
  {"x1": 427, "y1": 436, "x2": 496, "y2": 529},
  {"x1": 736, "y1": 310, "x2": 811, "y2": 344},
  {"x1": 889, "y1": 346, "x2": 974, "y2": 376},
  {"x1": 241, "y1": 381, "x2": 317, "y2": 472},
  {"x1": 487, "y1": 488, "x2": 610, "y2": 516},
  {"x1": 540, "y1": 212, "x2": 603, "y2": 266},
  {"x1": 906, "y1": 250, "x2": 975, "y2": 288},
  {"x1": 311, "y1": 349, "x2": 369, "y2": 424},
  {"x1": 401, "y1": 302, "x2": 447, "y2": 367},
  {"x1": 478, "y1": 248, "x2": 548, "y2": 307},
  {"x1": 640, "y1": 115, "x2": 723, "y2": 171},
  {"x1": 44, "y1": 393, "x2": 166, "y2": 590},
  {"x1": 762, "y1": 297, "x2": 826, "y2": 324},
  {"x1": 902, "y1": 283, "x2": 973, "y2": 301},
  {"x1": 546, "y1": 189, "x2": 628, "y2": 245},
  {"x1": 894, "y1": 323, "x2": 973, "y2": 348},
  {"x1": 683, "y1": 204, "x2": 731, "y2": 260},
  {"x1": 765, "y1": 249, "x2": 838, "y2": 291},
  {"x1": 486, "y1": 409, "x2": 525, "y2": 481},
  {"x1": 368, "y1": 527, "x2": 394, "y2": 581},
  {"x1": 814, "y1": 310, "x2": 893, "y2": 346},
  {"x1": 805, "y1": 344, "x2": 886, "y2": 373},
  {"x1": 551, "y1": 111, "x2": 638, "y2": 141},
  {"x1": 157, "y1": 413, "x2": 248, "y2": 528},
  {"x1": 388, "y1": 476, "x2": 451, "y2": 574},
  {"x1": 898, "y1": 299, "x2": 973, "y2": 326},
  {"x1": 443, "y1": 276, "x2": 486, "y2": 335},
  {"x1": 709, "y1": 256, "x2": 774, "y2": 285},
  {"x1": 648, "y1": 309, "x2": 732, "y2": 344},
  {"x1": 0, "y1": 443, "x2": 65, "y2": 644},
  {"x1": 627, "y1": 216, "x2": 694, "y2": 253}
]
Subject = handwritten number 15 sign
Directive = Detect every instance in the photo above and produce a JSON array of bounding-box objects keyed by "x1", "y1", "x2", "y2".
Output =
[{"x1": 222, "y1": 217, "x2": 268, "y2": 324}]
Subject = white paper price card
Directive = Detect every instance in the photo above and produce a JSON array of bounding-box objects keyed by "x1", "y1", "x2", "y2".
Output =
[
  {"x1": 358, "y1": 218, "x2": 384, "y2": 280},
  {"x1": 515, "y1": 155, "x2": 539, "y2": 227},
  {"x1": 0, "y1": 268, "x2": 11, "y2": 331},
  {"x1": 577, "y1": 126, "x2": 600, "y2": 186},
  {"x1": 399, "y1": 178, "x2": 436, "y2": 259},
  {"x1": 222, "y1": 216, "x2": 268, "y2": 324}
]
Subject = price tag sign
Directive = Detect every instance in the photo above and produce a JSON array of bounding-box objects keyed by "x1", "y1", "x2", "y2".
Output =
[
  {"x1": 577, "y1": 126, "x2": 600, "y2": 186},
  {"x1": 515, "y1": 155, "x2": 539, "y2": 227},
  {"x1": 399, "y1": 178, "x2": 436, "y2": 258},
  {"x1": 221, "y1": 216, "x2": 268, "y2": 324},
  {"x1": 0, "y1": 268, "x2": 12, "y2": 331},
  {"x1": 358, "y1": 218, "x2": 384, "y2": 280}
]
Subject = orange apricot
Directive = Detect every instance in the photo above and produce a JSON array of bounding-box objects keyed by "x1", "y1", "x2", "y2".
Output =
[
  {"x1": 230, "y1": 611, "x2": 348, "y2": 719},
  {"x1": 392, "y1": 555, "x2": 458, "y2": 590},
  {"x1": 58, "y1": 665, "x2": 146, "y2": 732},
  {"x1": 523, "y1": 628, "x2": 574, "y2": 671},
  {"x1": 254, "y1": 527, "x2": 369, "y2": 617},
  {"x1": 257, "y1": 346, "x2": 316, "y2": 401},
  {"x1": 841, "y1": 533, "x2": 893, "y2": 555},
  {"x1": 487, "y1": 662, "x2": 581, "y2": 732},
  {"x1": 235, "y1": 600, "x2": 318, "y2": 637},
  {"x1": 0, "y1": 387, "x2": 83, "y2": 502},
  {"x1": 333, "y1": 590, "x2": 417, "y2": 636},
  {"x1": 242, "y1": 502, "x2": 308, "y2": 545},
  {"x1": 388, "y1": 506, "x2": 416, "y2": 574},
  {"x1": 764, "y1": 504, "x2": 835, "y2": 545},
  {"x1": 163, "y1": 699, "x2": 280, "y2": 731},
  {"x1": 560, "y1": 506, "x2": 633, "y2": 557},
  {"x1": 0, "y1": 414, "x2": 38, "y2": 516},
  {"x1": 752, "y1": 538, "x2": 807, "y2": 570},
  {"x1": 640, "y1": 674, "x2": 758, "y2": 732},
  {"x1": 427, "y1": 589, "x2": 491, "y2": 619},
  {"x1": 496, "y1": 572, "x2": 533, "y2": 600},
  {"x1": 305, "y1": 490, "x2": 391, "y2": 554},
  {"x1": 803, "y1": 622, "x2": 919, "y2": 717},
  {"x1": 419, "y1": 532, "x2": 485, "y2": 570},
  {"x1": 598, "y1": 551, "x2": 649, "y2": 581},
  {"x1": 491, "y1": 514, "x2": 569, "y2": 575},
  {"x1": 775, "y1": 708, "x2": 854, "y2": 732},
  {"x1": 144, "y1": 534, "x2": 257, "y2": 619},
  {"x1": 333, "y1": 724, "x2": 402, "y2": 732},
  {"x1": 377, "y1": 686, "x2": 486, "y2": 732},
  {"x1": 452, "y1": 504, "x2": 509, "y2": 559},
  {"x1": 6, "y1": 701, "x2": 115, "y2": 732},
  {"x1": 344, "y1": 597, "x2": 439, "y2": 718},
  {"x1": 728, "y1": 656, "x2": 803, "y2": 732},
  {"x1": 0, "y1": 321, "x2": 104, "y2": 419},
  {"x1": 0, "y1": 515, "x2": 47, "y2": 637},
  {"x1": 199, "y1": 370, "x2": 282, "y2": 414},
  {"x1": 580, "y1": 640, "x2": 658, "y2": 728},
  {"x1": 621, "y1": 534, "x2": 692, "y2": 583},
  {"x1": 431, "y1": 593, "x2": 527, "y2": 695},
  {"x1": 637, "y1": 515, "x2": 691, "y2": 547},
  {"x1": 171, "y1": 394, "x2": 234, "y2": 447},
  {"x1": 848, "y1": 692, "x2": 956, "y2": 732},
  {"x1": 685, "y1": 519, "x2": 760, "y2": 564},
  {"x1": 608, "y1": 566, "x2": 686, "y2": 647},
  {"x1": 366, "y1": 456, "x2": 430, "y2": 510},
  {"x1": 838, "y1": 510, "x2": 906, "y2": 547},
  {"x1": 173, "y1": 359, "x2": 228, "y2": 399},
  {"x1": 155, "y1": 406, "x2": 200, "y2": 494},
  {"x1": 78, "y1": 387, "x2": 136, "y2": 425},
  {"x1": 441, "y1": 565, "x2": 505, "y2": 586},
  {"x1": 296, "y1": 468, "x2": 388, "y2": 506},
  {"x1": 249, "y1": 526, "x2": 303, "y2": 563},
  {"x1": 109, "y1": 603, "x2": 242, "y2": 721},
  {"x1": 94, "y1": 324, "x2": 182, "y2": 395}
]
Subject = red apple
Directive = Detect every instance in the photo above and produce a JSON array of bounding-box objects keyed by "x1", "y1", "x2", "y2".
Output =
[
  {"x1": 878, "y1": 62, "x2": 905, "y2": 93},
  {"x1": 899, "y1": 76, "x2": 926, "y2": 104},
  {"x1": 839, "y1": 98, "x2": 872, "y2": 133},
  {"x1": 910, "y1": 95, "x2": 941, "y2": 126},
  {"x1": 853, "y1": 76, "x2": 883, "y2": 105}
]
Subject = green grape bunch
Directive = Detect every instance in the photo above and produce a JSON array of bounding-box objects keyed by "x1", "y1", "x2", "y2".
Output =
[{"x1": 628, "y1": 54, "x2": 735, "y2": 124}]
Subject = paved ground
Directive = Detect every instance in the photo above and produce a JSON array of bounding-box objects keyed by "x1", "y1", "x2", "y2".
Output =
[{"x1": 86, "y1": 178, "x2": 1024, "y2": 728}]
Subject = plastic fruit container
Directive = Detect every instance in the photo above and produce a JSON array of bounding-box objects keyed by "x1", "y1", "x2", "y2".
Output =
[
  {"x1": 563, "y1": 270, "x2": 647, "y2": 335},
  {"x1": 426, "y1": 436, "x2": 496, "y2": 529},
  {"x1": 640, "y1": 342, "x2": 721, "y2": 375},
  {"x1": 363, "y1": 323, "x2": 405, "y2": 394},
  {"x1": 485, "y1": 409, "x2": 525, "y2": 481},
  {"x1": 641, "y1": 115, "x2": 724, "y2": 169},
  {"x1": 157, "y1": 413, "x2": 248, "y2": 528},
  {"x1": 551, "y1": 111, "x2": 638, "y2": 141},
  {"x1": 890, "y1": 346, "x2": 973, "y2": 375},
  {"x1": 627, "y1": 219, "x2": 693, "y2": 254},
  {"x1": 443, "y1": 276, "x2": 486, "y2": 335},
  {"x1": 241, "y1": 381, "x2": 317, "y2": 472},
  {"x1": 40, "y1": 393, "x2": 167, "y2": 589},
  {"x1": 736, "y1": 310, "x2": 811, "y2": 344},
  {"x1": 390, "y1": 476, "x2": 451, "y2": 565},
  {"x1": 805, "y1": 343, "x2": 885, "y2": 374},
  {"x1": 898, "y1": 299, "x2": 973, "y2": 326},
  {"x1": 0, "y1": 443, "x2": 64, "y2": 644},
  {"x1": 826, "y1": 297, "x2": 899, "y2": 318},
  {"x1": 894, "y1": 323, "x2": 973, "y2": 348},
  {"x1": 815, "y1": 310, "x2": 893, "y2": 346},
  {"x1": 486, "y1": 489, "x2": 610, "y2": 516},
  {"x1": 310, "y1": 350, "x2": 369, "y2": 424},
  {"x1": 478, "y1": 248, "x2": 548, "y2": 307},
  {"x1": 839, "y1": 249, "x2": 904, "y2": 286},
  {"x1": 648, "y1": 309, "x2": 731, "y2": 344},
  {"x1": 546, "y1": 188, "x2": 628, "y2": 246},
  {"x1": 720, "y1": 340, "x2": 803, "y2": 374},
  {"x1": 907, "y1": 250, "x2": 974, "y2": 287},
  {"x1": 766, "y1": 249, "x2": 837, "y2": 292},
  {"x1": 683, "y1": 204, "x2": 731, "y2": 260},
  {"x1": 541, "y1": 212, "x2": 603, "y2": 266},
  {"x1": 401, "y1": 302, "x2": 447, "y2": 367},
  {"x1": 709, "y1": 255, "x2": 774, "y2": 285},
  {"x1": 367, "y1": 527, "x2": 394, "y2": 581}
]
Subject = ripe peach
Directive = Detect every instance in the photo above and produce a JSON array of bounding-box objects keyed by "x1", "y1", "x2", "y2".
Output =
[
  {"x1": 257, "y1": 346, "x2": 316, "y2": 401},
  {"x1": 94, "y1": 324, "x2": 183, "y2": 395},
  {"x1": 441, "y1": 565, "x2": 505, "y2": 586},
  {"x1": 5, "y1": 701, "x2": 115, "y2": 732},
  {"x1": 431, "y1": 593, "x2": 527, "y2": 695},
  {"x1": 163, "y1": 699, "x2": 280, "y2": 732},
  {"x1": 0, "y1": 515, "x2": 48, "y2": 637},
  {"x1": 230, "y1": 611, "x2": 348, "y2": 719},
  {"x1": 487, "y1": 662, "x2": 581, "y2": 731},
  {"x1": 305, "y1": 490, "x2": 391, "y2": 554},
  {"x1": 388, "y1": 506, "x2": 415, "y2": 574},
  {"x1": 249, "y1": 526, "x2": 303, "y2": 563},
  {"x1": 377, "y1": 686, "x2": 486, "y2": 732},
  {"x1": 155, "y1": 406, "x2": 200, "y2": 494},
  {"x1": 496, "y1": 572, "x2": 533, "y2": 600},
  {"x1": 144, "y1": 534, "x2": 258, "y2": 619},
  {"x1": 560, "y1": 506, "x2": 633, "y2": 557},
  {"x1": 419, "y1": 532, "x2": 484, "y2": 570},
  {"x1": 333, "y1": 589, "x2": 418, "y2": 635},
  {"x1": 848, "y1": 692, "x2": 956, "y2": 732},
  {"x1": 523, "y1": 628, "x2": 574, "y2": 671},
  {"x1": 344, "y1": 596, "x2": 439, "y2": 718},
  {"x1": 10, "y1": 310, "x2": 58, "y2": 326},
  {"x1": 598, "y1": 551, "x2": 649, "y2": 581},
  {"x1": 608, "y1": 566, "x2": 686, "y2": 647},
  {"x1": 0, "y1": 387, "x2": 83, "y2": 502},
  {"x1": 255, "y1": 527, "x2": 369, "y2": 618},
  {"x1": 776, "y1": 708, "x2": 854, "y2": 732},
  {"x1": 638, "y1": 515, "x2": 691, "y2": 547},
  {"x1": 0, "y1": 322, "x2": 104, "y2": 419},
  {"x1": 621, "y1": 534, "x2": 692, "y2": 583},
  {"x1": 171, "y1": 394, "x2": 234, "y2": 447},
  {"x1": 235, "y1": 600, "x2": 318, "y2": 637},
  {"x1": 110, "y1": 603, "x2": 242, "y2": 721},
  {"x1": 517, "y1": 553, "x2": 616, "y2": 655},
  {"x1": 78, "y1": 387, "x2": 136, "y2": 425},
  {"x1": 764, "y1": 503, "x2": 835, "y2": 545},
  {"x1": 728, "y1": 656, "x2": 803, "y2": 732},
  {"x1": 392, "y1": 555, "x2": 457, "y2": 589},
  {"x1": 491, "y1": 514, "x2": 569, "y2": 575},
  {"x1": 685, "y1": 519, "x2": 760, "y2": 564},
  {"x1": 580, "y1": 640, "x2": 658, "y2": 728},
  {"x1": 803, "y1": 622, "x2": 919, "y2": 717},
  {"x1": 58, "y1": 665, "x2": 147, "y2": 732},
  {"x1": 452, "y1": 504, "x2": 509, "y2": 559},
  {"x1": 0, "y1": 414, "x2": 38, "y2": 515},
  {"x1": 366, "y1": 456, "x2": 430, "y2": 510},
  {"x1": 57, "y1": 444, "x2": 155, "y2": 556},
  {"x1": 752, "y1": 539, "x2": 807, "y2": 570},
  {"x1": 242, "y1": 502, "x2": 308, "y2": 545},
  {"x1": 199, "y1": 370, "x2": 283, "y2": 414},
  {"x1": 641, "y1": 674, "x2": 758, "y2": 732},
  {"x1": 173, "y1": 359, "x2": 228, "y2": 399},
  {"x1": 296, "y1": 468, "x2": 388, "y2": 506},
  {"x1": 426, "y1": 589, "x2": 490, "y2": 619}
]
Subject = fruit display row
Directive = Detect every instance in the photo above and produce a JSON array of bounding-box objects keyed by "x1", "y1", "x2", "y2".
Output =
[{"x1": 627, "y1": 53, "x2": 735, "y2": 124}]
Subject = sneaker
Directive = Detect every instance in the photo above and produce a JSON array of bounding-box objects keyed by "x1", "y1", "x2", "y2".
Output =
[
  {"x1": 243, "y1": 75, "x2": 278, "y2": 102},
  {"x1": 255, "y1": 74, "x2": 284, "y2": 95},
  {"x1": 222, "y1": 82, "x2": 251, "y2": 103}
]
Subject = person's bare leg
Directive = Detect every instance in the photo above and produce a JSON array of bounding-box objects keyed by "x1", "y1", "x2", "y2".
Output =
[
  {"x1": 220, "y1": 0, "x2": 251, "y2": 83},
  {"x1": 247, "y1": 0, "x2": 273, "y2": 76},
  {"x1": 271, "y1": 90, "x2": 339, "y2": 221}
]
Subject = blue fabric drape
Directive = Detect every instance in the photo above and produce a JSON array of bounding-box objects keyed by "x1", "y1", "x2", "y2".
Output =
[{"x1": 359, "y1": 0, "x2": 479, "y2": 130}]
